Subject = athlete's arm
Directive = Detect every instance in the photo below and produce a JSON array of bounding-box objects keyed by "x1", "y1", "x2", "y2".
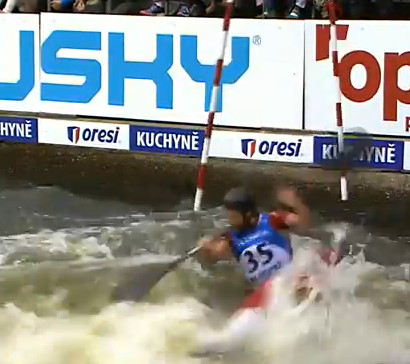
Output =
[
  {"x1": 274, "y1": 186, "x2": 310, "y2": 232},
  {"x1": 197, "y1": 233, "x2": 234, "y2": 263},
  {"x1": 272, "y1": 187, "x2": 341, "y2": 266}
]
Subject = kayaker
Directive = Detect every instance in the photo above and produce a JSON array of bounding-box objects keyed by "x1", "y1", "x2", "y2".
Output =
[{"x1": 197, "y1": 185, "x2": 339, "y2": 310}]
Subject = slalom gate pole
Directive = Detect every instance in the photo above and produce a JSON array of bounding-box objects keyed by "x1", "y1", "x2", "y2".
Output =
[
  {"x1": 193, "y1": 0, "x2": 235, "y2": 212},
  {"x1": 328, "y1": 0, "x2": 348, "y2": 201}
]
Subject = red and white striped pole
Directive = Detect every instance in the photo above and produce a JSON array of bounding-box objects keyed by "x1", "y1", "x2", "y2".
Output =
[
  {"x1": 193, "y1": 0, "x2": 235, "y2": 212},
  {"x1": 328, "y1": 0, "x2": 348, "y2": 201}
]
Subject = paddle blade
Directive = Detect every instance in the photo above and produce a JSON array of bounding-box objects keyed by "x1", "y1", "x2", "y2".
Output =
[
  {"x1": 111, "y1": 247, "x2": 201, "y2": 302},
  {"x1": 111, "y1": 257, "x2": 181, "y2": 302}
]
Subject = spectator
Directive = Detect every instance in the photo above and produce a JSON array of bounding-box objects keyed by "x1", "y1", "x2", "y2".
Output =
[
  {"x1": 259, "y1": 0, "x2": 275, "y2": 17},
  {"x1": 0, "y1": 0, "x2": 405, "y2": 31},
  {"x1": 1, "y1": 0, "x2": 47, "y2": 12},
  {"x1": 73, "y1": 0, "x2": 104, "y2": 13},
  {"x1": 260, "y1": 0, "x2": 307, "y2": 18},
  {"x1": 139, "y1": 0, "x2": 206, "y2": 16},
  {"x1": 139, "y1": 1, "x2": 190, "y2": 16},
  {"x1": 50, "y1": 0, "x2": 104, "y2": 12},
  {"x1": 50, "y1": 0, "x2": 74, "y2": 11},
  {"x1": 313, "y1": 0, "x2": 328, "y2": 18},
  {"x1": 287, "y1": 0, "x2": 306, "y2": 18},
  {"x1": 0, "y1": 0, "x2": 16, "y2": 11}
]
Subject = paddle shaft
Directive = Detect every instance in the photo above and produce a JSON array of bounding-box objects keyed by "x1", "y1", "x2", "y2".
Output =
[{"x1": 174, "y1": 246, "x2": 201, "y2": 265}]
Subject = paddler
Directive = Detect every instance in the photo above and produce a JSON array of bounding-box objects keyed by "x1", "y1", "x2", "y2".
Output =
[{"x1": 196, "y1": 185, "x2": 340, "y2": 328}]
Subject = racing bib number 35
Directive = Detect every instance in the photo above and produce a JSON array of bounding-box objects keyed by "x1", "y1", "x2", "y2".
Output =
[{"x1": 239, "y1": 243, "x2": 290, "y2": 282}]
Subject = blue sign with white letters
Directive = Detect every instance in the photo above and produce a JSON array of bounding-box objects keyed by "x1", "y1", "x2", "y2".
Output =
[
  {"x1": 3, "y1": 29, "x2": 249, "y2": 113},
  {"x1": 130, "y1": 125, "x2": 204, "y2": 156},
  {"x1": 0, "y1": 117, "x2": 38, "y2": 143},
  {"x1": 313, "y1": 136, "x2": 404, "y2": 170}
]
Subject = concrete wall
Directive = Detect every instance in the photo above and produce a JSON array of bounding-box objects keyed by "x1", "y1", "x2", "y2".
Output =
[{"x1": 1, "y1": 142, "x2": 409, "y2": 236}]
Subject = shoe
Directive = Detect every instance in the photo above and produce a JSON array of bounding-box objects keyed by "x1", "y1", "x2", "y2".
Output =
[
  {"x1": 287, "y1": 5, "x2": 302, "y2": 18},
  {"x1": 258, "y1": 8, "x2": 276, "y2": 18},
  {"x1": 176, "y1": 4, "x2": 190, "y2": 16},
  {"x1": 139, "y1": 3, "x2": 165, "y2": 15}
]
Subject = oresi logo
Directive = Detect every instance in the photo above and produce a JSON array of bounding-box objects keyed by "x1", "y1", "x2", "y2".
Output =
[
  {"x1": 241, "y1": 138, "x2": 303, "y2": 158},
  {"x1": 67, "y1": 126, "x2": 120, "y2": 144},
  {"x1": 241, "y1": 139, "x2": 257, "y2": 157},
  {"x1": 67, "y1": 126, "x2": 80, "y2": 143}
]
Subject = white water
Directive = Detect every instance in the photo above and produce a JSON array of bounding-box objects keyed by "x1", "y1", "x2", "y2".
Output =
[
  {"x1": 0, "y1": 198, "x2": 408, "y2": 363},
  {"x1": 0, "y1": 253, "x2": 409, "y2": 364}
]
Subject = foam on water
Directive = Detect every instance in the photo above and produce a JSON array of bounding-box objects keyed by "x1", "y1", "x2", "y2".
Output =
[
  {"x1": 0, "y1": 299, "x2": 209, "y2": 364},
  {"x1": 0, "y1": 253, "x2": 408, "y2": 364},
  {"x1": 0, "y1": 195, "x2": 408, "y2": 364},
  {"x1": 255, "y1": 250, "x2": 410, "y2": 364}
]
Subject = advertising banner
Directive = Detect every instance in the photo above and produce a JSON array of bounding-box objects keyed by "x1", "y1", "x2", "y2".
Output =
[
  {"x1": 305, "y1": 21, "x2": 410, "y2": 137},
  {"x1": 129, "y1": 125, "x2": 204, "y2": 156},
  {"x1": 313, "y1": 136, "x2": 404, "y2": 170},
  {"x1": 210, "y1": 130, "x2": 313, "y2": 163},
  {"x1": 38, "y1": 118, "x2": 129, "y2": 150},
  {"x1": 0, "y1": 116, "x2": 38, "y2": 143},
  {"x1": 33, "y1": 14, "x2": 303, "y2": 129},
  {"x1": 402, "y1": 142, "x2": 410, "y2": 171},
  {"x1": 0, "y1": 15, "x2": 40, "y2": 113}
]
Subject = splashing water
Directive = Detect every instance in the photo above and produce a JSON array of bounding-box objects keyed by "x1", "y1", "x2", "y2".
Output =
[{"x1": 0, "y1": 186, "x2": 408, "y2": 364}]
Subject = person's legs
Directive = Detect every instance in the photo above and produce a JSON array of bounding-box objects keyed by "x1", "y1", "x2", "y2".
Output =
[
  {"x1": 261, "y1": 0, "x2": 277, "y2": 17},
  {"x1": 313, "y1": 0, "x2": 328, "y2": 18},
  {"x1": 287, "y1": 0, "x2": 306, "y2": 18},
  {"x1": 139, "y1": 1, "x2": 165, "y2": 15},
  {"x1": 295, "y1": 0, "x2": 305, "y2": 8}
]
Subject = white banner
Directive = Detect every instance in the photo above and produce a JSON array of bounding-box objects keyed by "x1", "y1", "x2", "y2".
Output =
[
  {"x1": 37, "y1": 13, "x2": 304, "y2": 129},
  {"x1": 0, "y1": 14, "x2": 40, "y2": 113},
  {"x1": 210, "y1": 130, "x2": 313, "y2": 163},
  {"x1": 305, "y1": 21, "x2": 410, "y2": 137},
  {"x1": 38, "y1": 118, "x2": 129, "y2": 150}
]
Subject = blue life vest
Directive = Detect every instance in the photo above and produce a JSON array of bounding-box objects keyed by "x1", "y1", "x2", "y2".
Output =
[{"x1": 230, "y1": 212, "x2": 293, "y2": 285}]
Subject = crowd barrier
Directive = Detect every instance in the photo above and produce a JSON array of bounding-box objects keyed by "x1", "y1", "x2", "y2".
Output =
[
  {"x1": 0, "y1": 14, "x2": 410, "y2": 172},
  {"x1": 2, "y1": 116, "x2": 409, "y2": 171}
]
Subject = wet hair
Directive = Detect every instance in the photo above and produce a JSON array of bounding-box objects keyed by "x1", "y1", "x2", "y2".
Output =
[{"x1": 222, "y1": 187, "x2": 257, "y2": 215}]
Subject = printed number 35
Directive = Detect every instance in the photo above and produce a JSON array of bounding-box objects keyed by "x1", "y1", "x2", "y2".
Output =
[{"x1": 243, "y1": 243, "x2": 274, "y2": 274}]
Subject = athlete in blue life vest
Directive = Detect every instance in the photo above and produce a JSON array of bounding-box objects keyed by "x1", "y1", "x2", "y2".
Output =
[{"x1": 198, "y1": 186, "x2": 338, "y2": 307}]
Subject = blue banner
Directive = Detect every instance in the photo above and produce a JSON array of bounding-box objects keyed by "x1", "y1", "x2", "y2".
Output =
[
  {"x1": 313, "y1": 136, "x2": 404, "y2": 170},
  {"x1": 129, "y1": 125, "x2": 204, "y2": 156},
  {"x1": 0, "y1": 117, "x2": 38, "y2": 143}
]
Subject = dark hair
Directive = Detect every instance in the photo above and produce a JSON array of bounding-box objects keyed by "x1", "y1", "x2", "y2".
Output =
[{"x1": 223, "y1": 187, "x2": 257, "y2": 214}]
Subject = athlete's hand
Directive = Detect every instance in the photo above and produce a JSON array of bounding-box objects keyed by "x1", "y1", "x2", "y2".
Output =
[
  {"x1": 276, "y1": 186, "x2": 300, "y2": 208},
  {"x1": 197, "y1": 235, "x2": 232, "y2": 262},
  {"x1": 197, "y1": 236, "x2": 216, "y2": 263},
  {"x1": 198, "y1": 236, "x2": 213, "y2": 250}
]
